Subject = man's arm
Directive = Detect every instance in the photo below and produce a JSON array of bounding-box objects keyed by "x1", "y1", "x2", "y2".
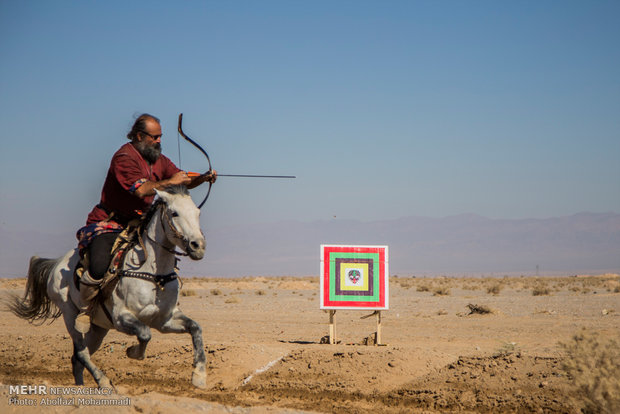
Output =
[
  {"x1": 134, "y1": 171, "x2": 192, "y2": 198},
  {"x1": 134, "y1": 170, "x2": 217, "y2": 197},
  {"x1": 187, "y1": 170, "x2": 217, "y2": 189}
]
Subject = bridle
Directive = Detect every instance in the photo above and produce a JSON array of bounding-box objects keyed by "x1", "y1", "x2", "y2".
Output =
[
  {"x1": 114, "y1": 198, "x2": 193, "y2": 292},
  {"x1": 145, "y1": 200, "x2": 190, "y2": 257}
]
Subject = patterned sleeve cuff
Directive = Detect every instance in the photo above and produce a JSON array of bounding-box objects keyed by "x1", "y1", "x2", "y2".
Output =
[{"x1": 129, "y1": 178, "x2": 147, "y2": 193}]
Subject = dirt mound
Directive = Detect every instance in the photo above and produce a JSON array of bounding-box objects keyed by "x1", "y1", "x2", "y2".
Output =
[
  {"x1": 395, "y1": 354, "x2": 571, "y2": 413},
  {"x1": 240, "y1": 351, "x2": 574, "y2": 413}
]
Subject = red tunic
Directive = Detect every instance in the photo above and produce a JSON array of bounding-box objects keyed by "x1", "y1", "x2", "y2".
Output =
[{"x1": 86, "y1": 142, "x2": 181, "y2": 225}]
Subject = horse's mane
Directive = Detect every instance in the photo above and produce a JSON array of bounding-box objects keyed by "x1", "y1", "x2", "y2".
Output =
[
  {"x1": 140, "y1": 185, "x2": 190, "y2": 228},
  {"x1": 161, "y1": 184, "x2": 190, "y2": 197}
]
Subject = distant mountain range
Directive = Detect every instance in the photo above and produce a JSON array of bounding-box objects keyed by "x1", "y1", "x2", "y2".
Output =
[
  {"x1": 195, "y1": 212, "x2": 620, "y2": 277},
  {"x1": 2, "y1": 212, "x2": 618, "y2": 278}
]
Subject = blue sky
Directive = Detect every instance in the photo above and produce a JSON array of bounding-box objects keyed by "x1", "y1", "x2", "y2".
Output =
[{"x1": 1, "y1": 0, "x2": 619, "y2": 241}]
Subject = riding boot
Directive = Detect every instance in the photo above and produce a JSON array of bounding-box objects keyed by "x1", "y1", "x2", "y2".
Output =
[{"x1": 75, "y1": 270, "x2": 100, "y2": 334}]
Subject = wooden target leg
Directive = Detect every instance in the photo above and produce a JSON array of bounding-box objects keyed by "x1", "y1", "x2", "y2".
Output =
[
  {"x1": 376, "y1": 311, "x2": 382, "y2": 346},
  {"x1": 329, "y1": 310, "x2": 337, "y2": 344}
]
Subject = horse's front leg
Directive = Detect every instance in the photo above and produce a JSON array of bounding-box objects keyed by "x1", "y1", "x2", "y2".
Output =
[
  {"x1": 157, "y1": 308, "x2": 206, "y2": 388},
  {"x1": 116, "y1": 310, "x2": 152, "y2": 360}
]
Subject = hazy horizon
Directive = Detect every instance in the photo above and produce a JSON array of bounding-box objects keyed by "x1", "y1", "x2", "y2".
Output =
[{"x1": 1, "y1": 211, "x2": 617, "y2": 278}]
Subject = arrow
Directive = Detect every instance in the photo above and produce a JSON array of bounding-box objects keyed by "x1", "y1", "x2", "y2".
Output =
[{"x1": 187, "y1": 172, "x2": 295, "y2": 179}]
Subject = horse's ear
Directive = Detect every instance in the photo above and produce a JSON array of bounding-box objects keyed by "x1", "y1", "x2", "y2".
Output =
[{"x1": 154, "y1": 188, "x2": 171, "y2": 204}]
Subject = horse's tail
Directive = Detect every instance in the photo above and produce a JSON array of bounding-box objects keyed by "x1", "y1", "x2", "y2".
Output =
[{"x1": 8, "y1": 256, "x2": 62, "y2": 324}]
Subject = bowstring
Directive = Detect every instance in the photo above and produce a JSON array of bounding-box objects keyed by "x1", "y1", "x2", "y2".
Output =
[{"x1": 177, "y1": 129, "x2": 182, "y2": 169}]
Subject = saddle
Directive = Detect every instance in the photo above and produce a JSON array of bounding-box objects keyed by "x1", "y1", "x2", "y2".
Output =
[{"x1": 74, "y1": 219, "x2": 143, "y2": 303}]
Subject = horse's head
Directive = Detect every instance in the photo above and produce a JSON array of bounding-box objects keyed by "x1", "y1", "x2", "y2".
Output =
[{"x1": 154, "y1": 185, "x2": 206, "y2": 260}]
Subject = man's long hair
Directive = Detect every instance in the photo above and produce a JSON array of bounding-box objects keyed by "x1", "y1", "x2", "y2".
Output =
[{"x1": 127, "y1": 113, "x2": 160, "y2": 141}]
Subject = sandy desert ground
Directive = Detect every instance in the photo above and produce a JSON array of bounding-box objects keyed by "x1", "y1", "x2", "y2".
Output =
[{"x1": 1, "y1": 274, "x2": 619, "y2": 413}]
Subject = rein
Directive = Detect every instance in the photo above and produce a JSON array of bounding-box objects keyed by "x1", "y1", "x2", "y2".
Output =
[
  {"x1": 144, "y1": 204, "x2": 190, "y2": 257},
  {"x1": 115, "y1": 198, "x2": 189, "y2": 290}
]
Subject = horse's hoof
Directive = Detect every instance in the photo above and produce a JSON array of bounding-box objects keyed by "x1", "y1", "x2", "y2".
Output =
[
  {"x1": 191, "y1": 371, "x2": 206, "y2": 389},
  {"x1": 98, "y1": 376, "x2": 113, "y2": 390},
  {"x1": 192, "y1": 363, "x2": 206, "y2": 388},
  {"x1": 126, "y1": 345, "x2": 144, "y2": 360}
]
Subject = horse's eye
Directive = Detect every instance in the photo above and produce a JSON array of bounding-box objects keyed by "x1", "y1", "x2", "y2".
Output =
[{"x1": 171, "y1": 211, "x2": 179, "y2": 218}]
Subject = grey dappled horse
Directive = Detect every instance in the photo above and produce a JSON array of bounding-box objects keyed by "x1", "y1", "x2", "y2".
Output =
[{"x1": 9, "y1": 185, "x2": 207, "y2": 389}]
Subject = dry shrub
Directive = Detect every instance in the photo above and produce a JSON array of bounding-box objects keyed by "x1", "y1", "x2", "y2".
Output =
[
  {"x1": 224, "y1": 296, "x2": 240, "y2": 304},
  {"x1": 181, "y1": 289, "x2": 196, "y2": 297},
  {"x1": 487, "y1": 283, "x2": 502, "y2": 295},
  {"x1": 494, "y1": 342, "x2": 519, "y2": 357},
  {"x1": 256, "y1": 289, "x2": 266, "y2": 295},
  {"x1": 561, "y1": 330, "x2": 620, "y2": 414},
  {"x1": 467, "y1": 303, "x2": 493, "y2": 315},
  {"x1": 532, "y1": 285, "x2": 550, "y2": 296},
  {"x1": 460, "y1": 283, "x2": 475, "y2": 291},
  {"x1": 416, "y1": 284, "x2": 430, "y2": 292},
  {"x1": 433, "y1": 287, "x2": 450, "y2": 296},
  {"x1": 534, "y1": 308, "x2": 557, "y2": 315},
  {"x1": 210, "y1": 289, "x2": 222, "y2": 296},
  {"x1": 396, "y1": 278, "x2": 415, "y2": 289}
]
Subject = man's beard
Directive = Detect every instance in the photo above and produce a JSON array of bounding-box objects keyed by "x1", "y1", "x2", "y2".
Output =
[{"x1": 135, "y1": 141, "x2": 161, "y2": 164}]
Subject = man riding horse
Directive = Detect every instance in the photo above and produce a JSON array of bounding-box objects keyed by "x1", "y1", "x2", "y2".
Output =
[{"x1": 75, "y1": 113, "x2": 216, "y2": 333}]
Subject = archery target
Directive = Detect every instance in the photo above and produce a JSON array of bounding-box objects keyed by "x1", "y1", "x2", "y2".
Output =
[{"x1": 320, "y1": 245, "x2": 388, "y2": 310}]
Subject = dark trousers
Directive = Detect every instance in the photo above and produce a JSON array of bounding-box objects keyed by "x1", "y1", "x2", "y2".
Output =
[{"x1": 87, "y1": 233, "x2": 118, "y2": 280}]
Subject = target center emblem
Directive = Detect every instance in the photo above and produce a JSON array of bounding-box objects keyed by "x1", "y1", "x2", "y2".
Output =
[{"x1": 348, "y1": 269, "x2": 361, "y2": 284}]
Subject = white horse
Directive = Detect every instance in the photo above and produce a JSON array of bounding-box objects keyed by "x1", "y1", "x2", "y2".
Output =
[{"x1": 10, "y1": 185, "x2": 207, "y2": 389}]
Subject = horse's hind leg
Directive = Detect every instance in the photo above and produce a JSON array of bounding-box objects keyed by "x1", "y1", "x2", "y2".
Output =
[
  {"x1": 71, "y1": 324, "x2": 109, "y2": 385},
  {"x1": 116, "y1": 311, "x2": 151, "y2": 360},
  {"x1": 157, "y1": 309, "x2": 206, "y2": 388}
]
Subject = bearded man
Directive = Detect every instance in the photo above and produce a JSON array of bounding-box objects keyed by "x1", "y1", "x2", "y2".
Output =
[{"x1": 74, "y1": 113, "x2": 216, "y2": 333}]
